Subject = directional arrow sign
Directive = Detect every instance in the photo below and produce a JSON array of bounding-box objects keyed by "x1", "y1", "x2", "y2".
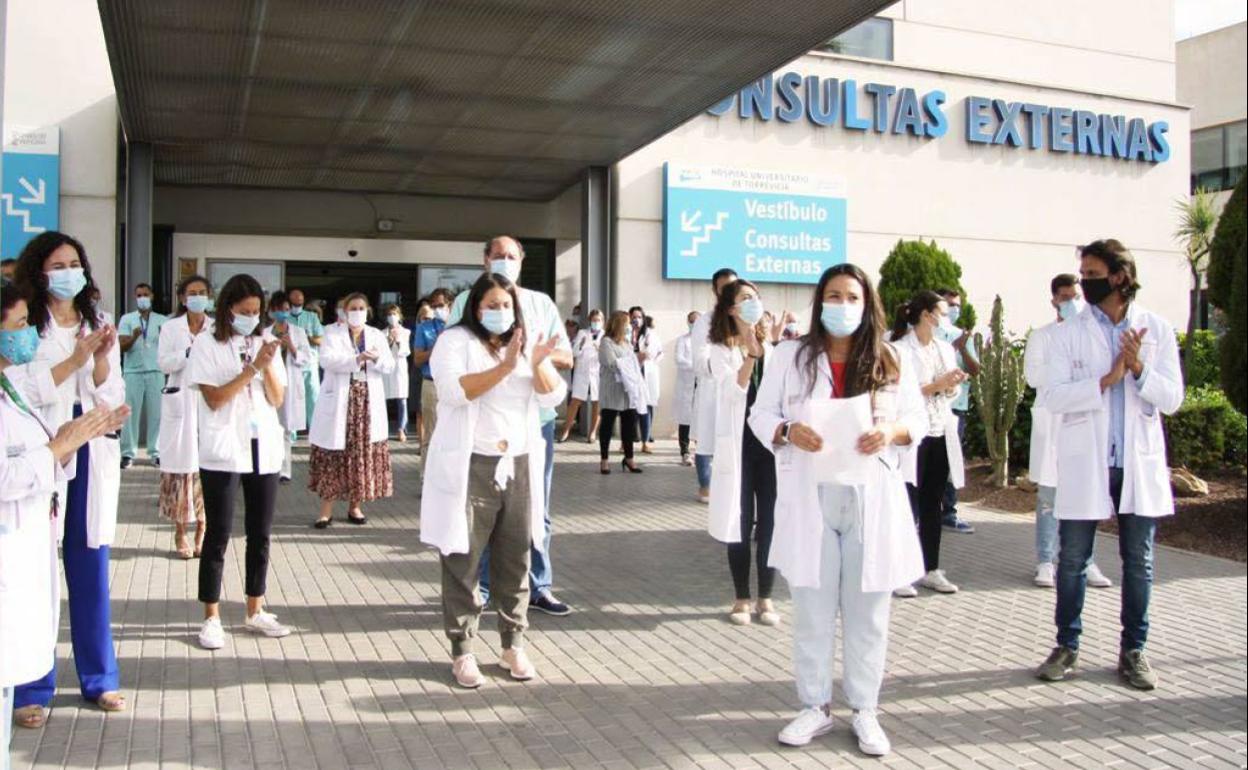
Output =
[
  {"x1": 18, "y1": 178, "x2": 46, "y2": 205},
  {"x1": 2, "y1": 126, "x2": 60, "y2": 259}
]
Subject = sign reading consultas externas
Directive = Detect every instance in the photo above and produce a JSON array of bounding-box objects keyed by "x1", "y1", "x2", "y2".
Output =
[
  {"x1": 708, "y1": 73, "x2": 1170, "y2": 163},
  {"x1": 663, "y1": 163, "x2": 846, "y2": 286}
]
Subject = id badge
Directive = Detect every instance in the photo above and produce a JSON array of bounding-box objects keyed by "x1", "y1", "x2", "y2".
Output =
[
  {"x1": 352, "y1": 370, "x2": 367, "y2": 382},
  {"x1": 6, "y1": 443, "x2": 23, "y2": 458}
]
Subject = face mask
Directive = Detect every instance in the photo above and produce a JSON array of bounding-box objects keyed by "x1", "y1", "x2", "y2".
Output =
[
  {"x1": 630, "y1": 317, "x2": 643, "y2": 328},
  {"x1": 136, "y1": 296, "x2": 152, "y2": 311},
  {"x1": 946, "y1": 305, "x2": 961, "y2": 326},
  {"x1": 490, "y1": 259, "x2": 521, "y2": 283},
  {"x1": 336, "y1": 308, "x2": 346, "y2": 322},
  {"x1": 481, "y1": 307, "x2": 515, "y2": 335},
  {"x1": 737, "y1": 297, "x2": 764, "y2": 326},
  {"x1": 785, "y1": 323, "x2": 799, "y2": 336},
  {"x1": 185, "y1": 295, "x2": 211, "y2": 314},
  {"x1": 1081, "y1": 276, "x2": 1115, "y2": 306},
  {"x1": 272, "y1": 310, "x2": 291, "y2": 323},
  {"x1": 433, "y1": 307, "x2": 449, "y2": 322},
  {"x1": 347, "y1": 309, "x2": 367, "y2": 329},
  {"x1": 387, "y1": 315, "x2": 400, "y2": 328},
  {"x1": 821, "y1": 302, "x2": 863, "y2": 337},
  {"x1": 290, "y1": 305, "x2": 303, "y2": 316},
  {"x1": 231, "y1": 312, "x2": 260, "y2": 337},
  {"x1": 0, "y1": 325, "x2": 40, "y2": 366},
  {"x1": 590, "y1": 321, "x2": 603, "y2": 332},
  {"x1": 46, "y1": 268, "x2": 87, "y2": 300},
  {"x1": 1058, "y1": 297, "x2": 1086, "y2": 321}
]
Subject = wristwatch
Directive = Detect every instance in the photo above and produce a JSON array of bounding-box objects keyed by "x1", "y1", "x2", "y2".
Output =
[{"x1": 779, "y1": 421, "x2": 793, "y2": 445}]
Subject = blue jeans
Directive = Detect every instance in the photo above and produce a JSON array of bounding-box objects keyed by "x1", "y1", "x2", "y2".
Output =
[
  {"x1": 1055, "y1": 468, "x2": 1156, "y2": 651},
  {"x1": 1035, "y1": 485, "x2": 1059, "y2": 564},
  {"x1": 941, "y1": 410, "x2": 966, "y2": 523},
  {"x1": 391, "y1": 397, "x2": 408, "y2": 434},
  {"x1": 480, "y1": 420, "x2": 556, "y2": 599},
  {"x1": 695, "y1": 453, "x2": 713, "y2": 489}
]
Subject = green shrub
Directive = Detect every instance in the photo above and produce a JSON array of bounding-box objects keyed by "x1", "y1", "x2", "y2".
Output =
[
  {"x1": 1164, "y1": 385, "x2": 1247, "y2": 470},
  {"x1": 1178, "y1": 329, "x2": 1220, "y2": 389},
  {"x1": 963, "y1": 335, "x2": 1032, "y2": 471},
  {"x1": 1208, "y1": 171, "x2": 1246, "y2": 311},
  {"x1": 1221, "y1": 238, "x2": 1247, "y2": 414},
  {"x1": 878, "y1": 239, "x2": 978, "y2": 330}
]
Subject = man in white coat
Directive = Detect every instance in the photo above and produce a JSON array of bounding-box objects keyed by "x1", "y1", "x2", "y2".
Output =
[
  {"x1": 1025, "y1": 273, "x2": 1111, "y2": 589},
  {"x1": 690, "y1": 268, "x2": 738, "y2": 502},
  {"x1": 1035, "y1": 239, "x2": 1183, "y2": 691}
]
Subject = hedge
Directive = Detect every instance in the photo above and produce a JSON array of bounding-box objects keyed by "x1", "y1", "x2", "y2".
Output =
[
  {"x1": 1178, "y1": 329, "x2": 1220, "y2": 389},
  {"x1": 1164, "y1": 385, "x2": 1247, "y2": 471}
]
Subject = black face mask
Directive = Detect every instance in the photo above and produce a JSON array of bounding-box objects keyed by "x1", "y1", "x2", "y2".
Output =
[{"x1": 1081, "y1": 276, "x2": 1115, "y2": 306}]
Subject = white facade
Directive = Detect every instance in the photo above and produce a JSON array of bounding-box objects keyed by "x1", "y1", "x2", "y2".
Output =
[{"x1": 1177, "y1": 21, "x2": 1247, "y2": 207}]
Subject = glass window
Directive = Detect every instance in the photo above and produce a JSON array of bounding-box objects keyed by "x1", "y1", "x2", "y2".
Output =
[
  {"x1": 1190, "y1": 121, "x2": 1247, "y2": 193},
  {"x1": 817, "y1": 17, "x2": 893, "y2": 61},
  {"x1": 1226, "y1": 121, "x2": 1246, "y2": 187}
]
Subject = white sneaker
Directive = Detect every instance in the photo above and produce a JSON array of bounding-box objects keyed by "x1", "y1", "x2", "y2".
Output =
[
  {"x1": 243, "y1": 610, "x2": 292, "y2": 638},
  {"x1": 1086, "y1": 563, "x2": 1113, "y2": 588},
  {"x1": 919, "y1": 569, "x2": 958, "y2": 594},
  {"x1": 892, "y1": 584, "x2": 918, "y2": 598},
  {"x1": 198, "y1": 617, "x2": 225, "y2": 650},
  {"x1": 778, "y1": 706, "x2": 834, "y2": 747},
  {"x1": 696, "y1": 489, "x2": 710, "y2": 504},
  {"x1": 1034, "y1": 562, "x2": 1056, "y2": 588},
  {"x1": 851, "y1": 710, "x2": 891, "y2": 756}
]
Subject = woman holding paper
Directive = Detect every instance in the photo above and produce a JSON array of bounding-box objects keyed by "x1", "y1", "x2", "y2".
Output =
[
  {"x1": 707, "y1": 280, "x2": 780, "y2": 626},
  {"x1": 747, "y1": 264, "x2": 926, "y2": 756},
  {"x1": 889, "y1": 291, "x2": 967, "y2": 596}
]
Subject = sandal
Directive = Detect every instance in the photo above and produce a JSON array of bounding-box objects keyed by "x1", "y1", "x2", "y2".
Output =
[
  {"x1": 14, "y1": 705, "x2": 46, "y2": 729},
  {"x1": 96, "y1": 691, "x2": 127, "y2": 712},
  {"x1": 174, "y1": 529, "x2": 193, "y2": 560},
  {"x1": 193, "y1": 521, "x2": 206, "y2": 558}
]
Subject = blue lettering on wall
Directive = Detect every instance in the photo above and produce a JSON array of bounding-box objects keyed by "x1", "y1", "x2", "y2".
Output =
[
  {"x1": 1149, "y1": 121, "x2": 1170, "y2": 162},
  {"x1": 1049, "y1": 107, "x2": 1075, "y2": 152},
  {"x1": 892, "y1": 88, "x2": 924, "y2": 136},
  {"x1": 805, "y1": 76, "x2": 839, "y2": 126},
  {"x1": 864, "y1": 83, "x2": 896, "y2": 133},
  {"x1": 1101, "y1": 114, "x2": 1128, "y2": 158},
  {"x1": 992, "y1": 100, "x2": 1024, "y2": 147},
  {"x1": 1021, "y1": 103, "x2": 1050, "y2": 150},
  {"x1": 966, "y1": 97, "x2": 994, "y2": 144},
  {"x1": 842, "y1": 80, "x2": 872, "y2": 131},
  {"x1": 776, "y1": 72, "x2": 803, "y2": 122},
  {"x1": 1073, "y1": 110, "x2": 1101, "y2": 155},
  {"x1": 922, "y1": 91, "x2": 948, "y2": 138}
]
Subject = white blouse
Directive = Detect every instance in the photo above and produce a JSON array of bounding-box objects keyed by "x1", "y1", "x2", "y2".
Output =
[{"x1": 473, "y1": 365, "x2": 534, "y2": 457}]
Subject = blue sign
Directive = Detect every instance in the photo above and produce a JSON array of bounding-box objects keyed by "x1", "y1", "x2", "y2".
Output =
[
  {"x1": 663, "y1": 163, "x2": 847, "y2": 285},
  {"x1": 1, "y1": 127, "x2": 61, "y2": 259}
]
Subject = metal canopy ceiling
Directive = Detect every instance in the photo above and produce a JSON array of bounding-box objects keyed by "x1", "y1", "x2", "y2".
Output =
[{"x1": 99, "y1": 0, "x2": 891, "y2": 201}]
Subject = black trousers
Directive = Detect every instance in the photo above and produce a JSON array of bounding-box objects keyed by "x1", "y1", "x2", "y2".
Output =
[
  {"x1": 198, "y1": 440, "x2": 279, "y2": 604},
  {"x1": 908, "y1": 435, "x2": 951, "y2": 572},
  {"x1": 728, "y1": 432, "x2": 777, "y2": 600},
  {"x1": 678, "y1": 424, "x2": 691, "y2": 457},
  {"x1": 599, "y1": 408, "x2": 638, "y2": 460}
]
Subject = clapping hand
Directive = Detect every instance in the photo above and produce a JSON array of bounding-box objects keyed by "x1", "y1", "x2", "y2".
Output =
[
  {"x1": 49, "y1": 403, "x2": 131, "y2": 464},
  {"x1": 501, "y1": 327, "x2": 525, "y2": 372},
  {"x1": 252, "y1": 340, "x2": 280, "y2": 371},
  {"x1": 531, "y1": 333, "x2": 557, "y2": 369},
  {"x1": 71, "y1": 327, "x2": 109, "y2": 367},
  {"x1": 92, "y1": 326, "x2": 116, "y2": 362},
  {"x1": 1120, "y1": 327, "x2": 1148, "y2": 377}
]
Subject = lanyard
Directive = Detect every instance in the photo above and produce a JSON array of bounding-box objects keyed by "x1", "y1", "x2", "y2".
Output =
[
  {"x1": 0, "y1": 373, "x2": 34, "y2": 416},
  {"x1": 139, "y1": 314, "x2": 150, "y2": 340},
  {"x1": 354, "y1": 329, "x2": 366, "y2": 371}
]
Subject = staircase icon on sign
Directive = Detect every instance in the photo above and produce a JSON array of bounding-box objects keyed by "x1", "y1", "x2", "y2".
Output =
[
  {"x1": 680, "y1": 210, "x2": 729, "y2": 258},
  {"x1": 1, "y1": 178, "x2": 48, "y2": 235}
]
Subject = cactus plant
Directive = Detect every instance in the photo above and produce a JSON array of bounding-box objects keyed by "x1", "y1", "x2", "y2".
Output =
[{"x1": 970, "y1": 296, "x2": 1025, "y2": 487}]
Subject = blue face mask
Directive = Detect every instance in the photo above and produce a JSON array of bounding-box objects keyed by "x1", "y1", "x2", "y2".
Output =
[
  {"x1": 481, "y1": 307, "x2": 515, "y2": 335},
  {"x1": 737, "y1": 297, "x2": 764, "y2": 325},
  {"x1": 490, "y1": 259, "x2": 521, "y2": 283},
  {"x1": 946, "y1": 305, "x2": 961, "y2": 326},
  {"x1": 46, "y1": 268, "x2": 87, "y2": 300},
  {"x1": 272, "y1": 310, "x2": 290, "y2": 323},
  {"x1": 1058, "y1": 297, "x2": 1085, "y2": 321},
  {"x1": 590, "y1": 321, "x2": 603, "y2": 332},
  {"x1": 821, "y1": 302, "x2": 863, "y2": 337},
  {"x1": 136, "y1": 296, "x2": 152, "y2": 311},
  {"x1": 0, "y1": 325, "x2": 40, "y2": 366},
  {"x1": 185, "y1": 295, "x2": 211, "y2": 314},
  {"x1": 231, "y1": 313, "x2": 260, "y2": 337}
]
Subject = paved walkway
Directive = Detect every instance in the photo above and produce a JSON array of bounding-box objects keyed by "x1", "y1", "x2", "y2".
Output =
[{"x1": 10, "y1": 439, "x2": 1247, "y2": 769}]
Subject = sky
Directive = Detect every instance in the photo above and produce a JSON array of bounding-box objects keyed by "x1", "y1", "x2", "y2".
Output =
[{"x1": 1174, "y1": 0, "x2": 1247, "y2": 39}]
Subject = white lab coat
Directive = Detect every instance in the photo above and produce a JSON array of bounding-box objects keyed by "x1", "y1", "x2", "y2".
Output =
[
  {"x1": 570, "y1": 329, "x2": 602, "y2": 401},
  {"x1": 382, "y1": 324, "x2": 411, "y2": 400},
  {"x1": 266, "y1": 323, "x2": 310, "y2": 432},
  {"x1": 747, "y1": 340, "x2": 928, "y2": 591},
  {"x1": 20, "y1": 312, "x2": 125, "y2": 548},
  {"x1": 689, "y1": 309, "x2": 717, "y2": 451},
  {"x1": 309, "y1": 324, "x2": 395, "y2": 450},
  {"x1": 157, "y1": 314, "x2": 214, "y2": 474},
  {"x1": 0, "y1": 388, "x2": 64, "y2": 687},
  {"x1": 1024, "y1": 320, "x2": 1061, "y2": 487},
  {"x1": 186, "y1": 330, "x2": 289, "y2": 475},
  {"x1": 419, "y1": 327, "x2": 567, "y2": 556},
  {"x1": 1045, "y1": 303, "x2": 1184, "y2": 520},
  {"x1": 673, "y1": 332, "x2": 696, "y2": 426},
  {"x1": 707, "y1": 341, "x2": 771, "y2": 542},
  {"x1": 637, "y1": 327, "x2": 664, "y2": 406},
  {"x1": 893, "y1": 331, "x2": 966, "y2": 489}
]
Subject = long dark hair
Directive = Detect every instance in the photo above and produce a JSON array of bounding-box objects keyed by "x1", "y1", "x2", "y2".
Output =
[
  {"x1": 212, "y1": 274, "x2": 266, "y2": 342},
  {"x1": 13, "y1": 231, "x2": 100, "y2": 333},
  {"x1": 797, "y1": 264, "x2": 895, "y2": 397},
  {"x1": 455, "y1": 272, "x2": 525, "y2": 356},
  {"x1": 708, "y1": 279, "x2": 759, "y2": 346},
  {"x1": 174, "y1": 274, "x2": 211, "y2": 317},
  {"x1": 889, "y1": 289, "x2": 943, "y2": 342}
]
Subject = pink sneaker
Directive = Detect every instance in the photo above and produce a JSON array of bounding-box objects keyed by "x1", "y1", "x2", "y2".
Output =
[
  {"x1": 499, "y1": 647, "x2": 537, "y2": 680},
  {"x1": 452, "y1": 654, "x2": 483, "y2": 689}
]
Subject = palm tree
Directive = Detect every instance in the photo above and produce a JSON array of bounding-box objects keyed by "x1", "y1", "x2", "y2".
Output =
[{"x1": 1174, "y1": 187, "x2": 1218, "y2": 380}]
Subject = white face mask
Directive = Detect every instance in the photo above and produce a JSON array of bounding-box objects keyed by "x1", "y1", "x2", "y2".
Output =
[
  {"x1": 433, "y1": 306, "x2": 449, "y2": 322},
  {"x1": 490, "y1": 258, "x2": 522, "y2": 284},
  {"x1": 347, "y1": 309, "x2": 367, "y2": 329}
]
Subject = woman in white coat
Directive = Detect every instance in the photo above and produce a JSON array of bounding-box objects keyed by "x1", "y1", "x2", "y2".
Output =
[
  {"x1": 597, "y1": 311, "x2": 648, "y2": 474},
  {"x1": 309, "y1": 293, "x2": 395, "y2": 527},
  {"x1": 706, "y1": 280, "x2": 781, "y2": 627},
  {"x1": 1, "y1": 282, "x2": 131, "y2": 761},
  {"x1": 10, "y1": 232, "x2": 128, "y2": 725},
  {"x1": 673, "y1": 311, "x2": 699, "y2": 466},
  {"x1": 748, "y1": 264, "x2": 926, "y2": 755},
  {"x1": 380, "y1": 303, "x2": 412, "y2": 442},
  {"x1": 1034, "y1": 239, "x2": 1184, "y2": 691},
  {"x1": 628, "y1": 306, "x2": 662, "y2": 452},
  {"x1": 265, "y1": 290, "x2": 310, "y2": 484},
  {"x1": 888, "y1": 290, "x2": 967, "y2": 597},
  {"x1": 187, "y1": 273, "x2": 291, "y2": 650},
  {"x1": 156, "y1": 274, "x2": 214, "y2": 558},
  {"x1": 558, "y1": 309, "x2": 603, "y2": 443},
  {"x1": 419, "y1": 273, "x2": 565, "y2": 689}
]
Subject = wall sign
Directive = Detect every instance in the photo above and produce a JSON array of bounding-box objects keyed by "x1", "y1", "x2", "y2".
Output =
[
  {"x1": 663, "y1": 162, "x2": 846, "y2": 285},
  {"x1": 1, "y1": 126, "x2": 61, "y2": 259}
]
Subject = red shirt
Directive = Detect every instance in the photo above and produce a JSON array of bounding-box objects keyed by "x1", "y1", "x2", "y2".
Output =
[{"x1": 830, "y1": 360, "x2": 847, "y2": 398}]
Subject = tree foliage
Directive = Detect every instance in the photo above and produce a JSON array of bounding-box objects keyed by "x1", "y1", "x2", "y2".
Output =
[
  {"x1": 877, "y1": 239, "x2": 977, "y2": 329},
  {"x1": 1208, "y1": 172, "x2": 1247, "y2": 311}
]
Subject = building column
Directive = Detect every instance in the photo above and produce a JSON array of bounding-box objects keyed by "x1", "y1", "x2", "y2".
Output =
[
  {"x1": 124, "y1": 140, "x2": 154, "y2": 311},
  {"x1": 580, "y1": 165, "x2": 612, "y2": 319}
]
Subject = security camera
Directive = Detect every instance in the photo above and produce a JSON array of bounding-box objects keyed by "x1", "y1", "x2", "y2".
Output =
[{"x1": 347, "y1": 249, "x2": 359, "y2": 258}]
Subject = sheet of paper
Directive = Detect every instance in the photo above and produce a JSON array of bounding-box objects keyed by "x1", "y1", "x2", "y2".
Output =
[{"x1": 807, "y1": 393, "x2": 874, "y2": 485}]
